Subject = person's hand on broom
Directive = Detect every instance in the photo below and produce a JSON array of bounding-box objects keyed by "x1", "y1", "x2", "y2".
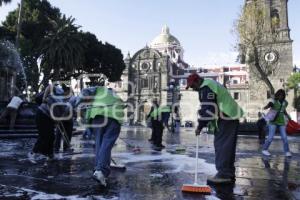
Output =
[{"x1": 195, "y1": 127, "x2": 202, "y2": 135}]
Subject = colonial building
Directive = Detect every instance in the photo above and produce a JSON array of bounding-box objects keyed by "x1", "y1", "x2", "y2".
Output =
[{"x1": 111, "y1": 26, "x2": 251, "y2": 125}]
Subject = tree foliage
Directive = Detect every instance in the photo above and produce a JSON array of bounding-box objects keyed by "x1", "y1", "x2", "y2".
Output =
[
  {"x1": 2, "y1": 0, "x2": 61, "y2": 91},
  {"x1": 0, "y1": 0, "x2": 125, "y2": 91},
  {"x1": 287, "y1": 73, "x2": 300, "y2": 91},
  {"x1": 287, "y1": 73, "x2": 300, "y2": 110},
  {"x1": 39, "y1": 15, "x2": 85, "y2": 83},
  {"x1": 236, "y1": 0, "x2": 279, "y2": 95}
]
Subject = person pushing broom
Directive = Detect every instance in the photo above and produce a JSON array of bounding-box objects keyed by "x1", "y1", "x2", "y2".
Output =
[{"x1": 185, "y1": 73, "x2": 244, "y2": 185}]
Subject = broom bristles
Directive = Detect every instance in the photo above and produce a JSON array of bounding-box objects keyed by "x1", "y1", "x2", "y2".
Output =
[{"x1": 181, "y1": 184, "x2": 212, "y2": 194}]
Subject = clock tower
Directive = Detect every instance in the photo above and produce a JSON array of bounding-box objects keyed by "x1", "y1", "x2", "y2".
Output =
[{"x1": 246, "y1": 0, "x2": 293, "y2": 118}]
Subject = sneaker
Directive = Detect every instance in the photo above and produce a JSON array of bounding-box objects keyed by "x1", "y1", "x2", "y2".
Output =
[
  {"x1": 207, "y1": 176, "x2": 234, "y2": 184},
  {"x1": 262, "y1": 150, "x2": 271, "y2": 156},
  {"x1": 93, "y1": 170, "x2": 107, "y2": 186},
  {"x1": 285, "y1": 152, "x2": 292, "y2": 157}
]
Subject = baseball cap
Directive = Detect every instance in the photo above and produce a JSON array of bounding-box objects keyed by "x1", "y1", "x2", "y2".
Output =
[{"x1": 186, "y1": 73, "x2": 201, "y2": 90}]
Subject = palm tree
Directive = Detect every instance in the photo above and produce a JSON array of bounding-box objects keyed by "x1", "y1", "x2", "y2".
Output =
[
  {"x1": 40, "y1": 15, "x2": 85, "y2": 82},
  {"x1": 0, "y1": 0, "x2": 12, "y2": 6}
]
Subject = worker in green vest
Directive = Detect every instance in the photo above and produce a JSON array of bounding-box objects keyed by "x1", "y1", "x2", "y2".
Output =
[
  {"x1": 86, "y1": 86, "x2": 125, "y2": 187},
  {"x1": 186, "y1": 73, "x2": 244, "y2": 184},
  {"x1": 150, "y1": 103, "x2": 171, "y2": 150}
]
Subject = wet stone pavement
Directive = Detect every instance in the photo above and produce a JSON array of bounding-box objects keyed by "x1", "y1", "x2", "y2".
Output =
[{"x1": 1, "y1": 127, "x2": 300, "y2": 200}]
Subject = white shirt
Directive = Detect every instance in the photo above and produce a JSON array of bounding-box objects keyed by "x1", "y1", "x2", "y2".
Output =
[{"x1": 7, "y1": 96, "x2": 23, "y2": 109}]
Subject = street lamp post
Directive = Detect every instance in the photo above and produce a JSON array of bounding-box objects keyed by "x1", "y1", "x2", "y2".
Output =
[{"x1": 168, "y1": 79, "x2": 176, "y2": 133}]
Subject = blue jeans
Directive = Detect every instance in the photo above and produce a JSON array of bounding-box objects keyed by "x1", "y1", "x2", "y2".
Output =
[
  {"x1": 92, "y1": 116, "x2": 121, "y2": 177},
  {"x1": 263, "y1": 124, "x2": 290, "y2": 153}
]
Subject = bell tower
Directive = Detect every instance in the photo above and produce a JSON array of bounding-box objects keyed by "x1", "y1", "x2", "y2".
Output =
[
  {"x1": 245, "y1": 0, "x2": 294, "y2": 119},
  {"x1": 264, "y1": 0, "x2": 291, "y2": 41}
]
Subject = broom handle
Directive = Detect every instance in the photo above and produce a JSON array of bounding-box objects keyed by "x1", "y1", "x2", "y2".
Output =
[{"x1": 194, "y1": 134, "x2": 199, "y2": 185}]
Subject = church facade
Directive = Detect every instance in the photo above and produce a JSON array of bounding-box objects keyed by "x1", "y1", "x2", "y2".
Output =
[{"x1": 111, "y1": 26, "x2": 251, "y2": 125}]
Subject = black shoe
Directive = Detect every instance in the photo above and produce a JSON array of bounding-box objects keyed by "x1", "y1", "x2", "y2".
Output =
[
  {"x1": 207, "y1": 175, "x2": 235, "y2": 185},
  {"x1": 156, "y1": 144, "x2": 165, "y2": 149},
  {"x1": 63, "y1": 148, "x2": 74, "y2": 153}
]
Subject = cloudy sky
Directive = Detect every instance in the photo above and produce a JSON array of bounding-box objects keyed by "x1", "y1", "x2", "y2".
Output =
[{"x1": 1, "y1": 0, "x2": 299, "y2": 66}]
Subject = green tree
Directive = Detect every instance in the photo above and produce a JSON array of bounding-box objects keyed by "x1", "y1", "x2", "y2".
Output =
[
  {"x1": 40, "y1": 15, "x2": 85, "y2": 83},
  {"x1": 1, "y1": 0, "x2": 125, "y2": 90},
  {"x1": 287, "y1": 73, "x2": 300, "y2": 111},
  {"x1": 236, "y1": 0, "x2": 280, "y2": 95},
  {"x1": 77, "y1": 31, "x2": 125, "y2": 83},
  {"x1": 287, "y1": 73, "x2": 300, "y2": 93},
  {"x1": 1, "y1": 0, "x2": 61, "y2": 91}
]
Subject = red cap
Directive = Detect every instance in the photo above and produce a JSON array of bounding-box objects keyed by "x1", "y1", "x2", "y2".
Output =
[{"x1": 186, "y1": 73, "x2": 200, "y2": 89}]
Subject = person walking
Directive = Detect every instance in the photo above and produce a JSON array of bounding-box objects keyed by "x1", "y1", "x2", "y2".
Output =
[
  {"x1": 256, "y1": 112, "x2": 267, "y2": 144},
  {"x1": 0, "y1": 95, "x2": 24, "y2": 130},
  {"x1": 147, "y1": 99, "x2": 159, "y2": 143},
  {"x1": 186, "y1": 73, "x2": 244, "y2": 184},
  {"x1": 85, "y1": 86, "x2": 126, "y2": 186},
  {"x1": 262, "y1": 89, "x2": 292, "y2": 157}
]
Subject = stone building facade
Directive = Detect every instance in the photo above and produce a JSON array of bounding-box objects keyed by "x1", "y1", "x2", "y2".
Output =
[
  {"x1": 111, "y1": 26, "x2": 251, "y2": 125},
  {"x1": 244, "y1": 0, "x2": 294, "y2": 118}
]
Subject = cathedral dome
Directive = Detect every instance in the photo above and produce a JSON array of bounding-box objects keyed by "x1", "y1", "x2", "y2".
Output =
[{"x1": 150, "y1": 25, "x2": 181, "y2": 47}]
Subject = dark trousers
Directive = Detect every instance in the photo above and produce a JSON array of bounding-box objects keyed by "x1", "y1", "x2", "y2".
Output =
[
  {"x1": 214, "y1": 119, "x2": 239, "y2": 179},
  {"x1": 257, "y1": 118, "x2": 267, "y2": 144},
  {"x1": 54, "y1": 120, "x2": 73, "y2": 151},
  {"x1": 152, "y1": 120, "x2": 164, "y2": 146},
  {"x1": 0, "y1": 107, "x2": 18, "y2": 129},
  {"x1": 33, "y1": 109, "x2": 55, "y2": 157},
  {"x1": 149, "y1": 119, "x2": 154, "y2": 141}
]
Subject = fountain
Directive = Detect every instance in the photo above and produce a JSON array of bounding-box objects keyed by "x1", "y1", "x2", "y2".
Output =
[
  {"x1": 0, "y1": 40, "x2": 37, "y2": 136},
  {"x1": 0, "y1": 40, "x2": 27, "y2": 101}
]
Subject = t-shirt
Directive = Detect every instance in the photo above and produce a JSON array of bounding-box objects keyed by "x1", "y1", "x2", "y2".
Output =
[
  {"x1": 270, "y1": 99, "x2": 288, "y2": 126},
  {"x1": 7, "y1": 96, "x2": 23, "y2": 109}
]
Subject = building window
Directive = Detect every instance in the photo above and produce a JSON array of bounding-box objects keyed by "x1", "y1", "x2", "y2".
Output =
[
  {"x1": 233, "y1": 92, "x2": 240, "y2": 100},
  {"x1": 141, "y1": 63, "x2": 149, "y2": 70},
  {"x1": 271, "y1": 9, "x2": 280, "y2": 30},
  {"x1": 142, "y1": 78, "x2": 148, "y2": 88},
  {"x1": 233, "y1": 80, "x2": 238, "y2": 84}
]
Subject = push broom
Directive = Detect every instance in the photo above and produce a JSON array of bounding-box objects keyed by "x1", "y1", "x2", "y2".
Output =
[{"x1": 181, "y1": 133, "x2": 212, "y2": 194}]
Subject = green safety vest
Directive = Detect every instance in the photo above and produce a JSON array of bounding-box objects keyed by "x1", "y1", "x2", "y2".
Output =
[
  {"x1": 87, "y1": 87, "x2": 125, "y2": 124},
  {"x1": 150, "y1": 106, "x2": 171, "y2": 119},
  {"x1": 200, "y1": 79, "x2": 244, "y2": 120},
  {"x1": 200, "y1": 79, "x2": 244, "y2": 133},
  {"x1": 270, "y1": 100, "x2": 288, "y2": 125}
]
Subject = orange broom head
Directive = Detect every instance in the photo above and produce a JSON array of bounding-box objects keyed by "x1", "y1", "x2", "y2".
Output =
[{"x1": 181, "y1": 184, "x2": 212, "y2": 194}]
